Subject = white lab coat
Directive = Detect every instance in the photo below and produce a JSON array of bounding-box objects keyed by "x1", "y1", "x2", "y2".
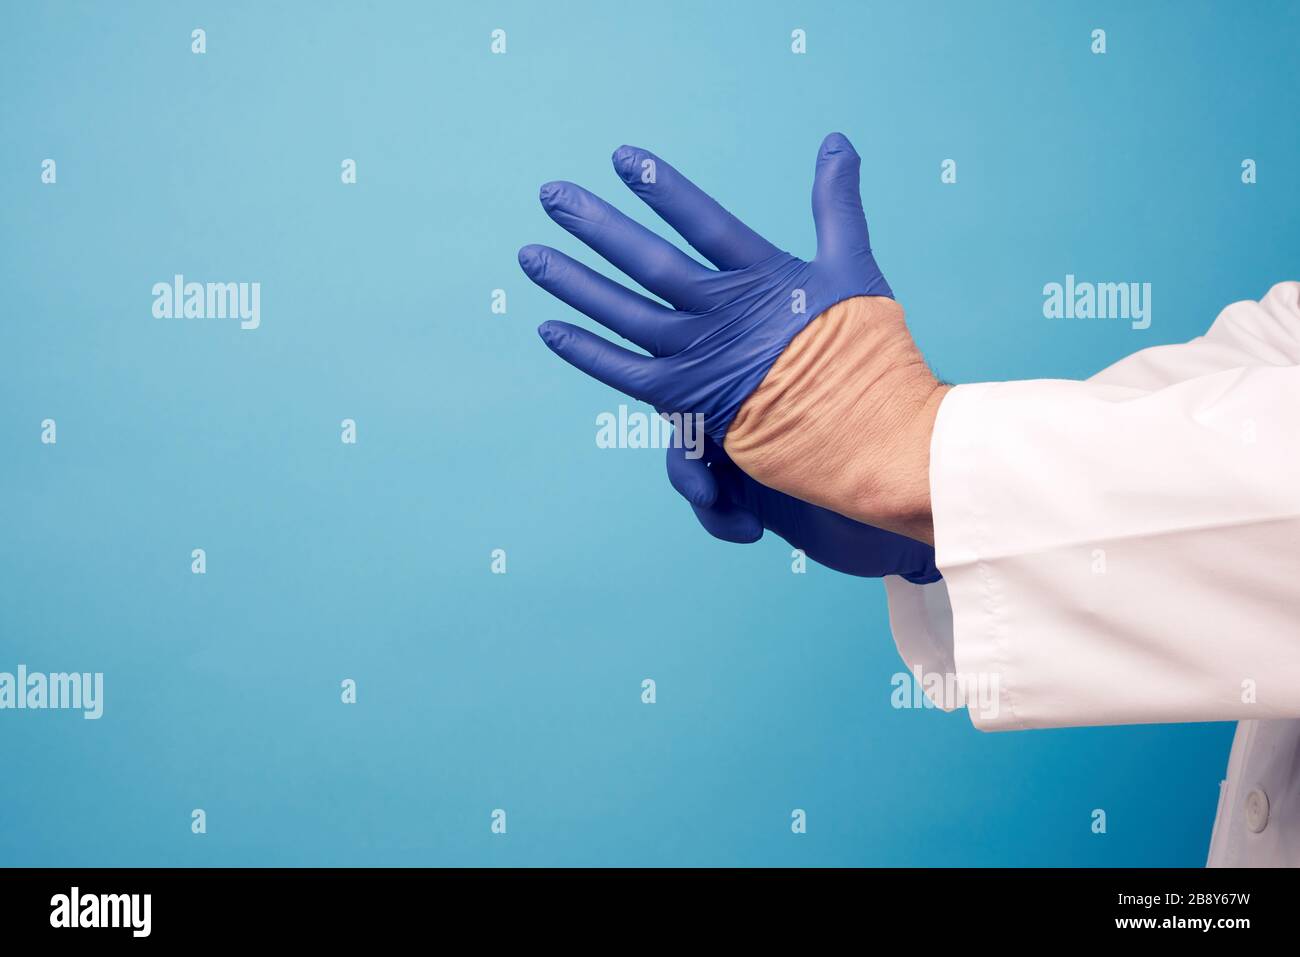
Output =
[{"x1": 884, "y1": 282, "x2": 1300, "y2": 866}]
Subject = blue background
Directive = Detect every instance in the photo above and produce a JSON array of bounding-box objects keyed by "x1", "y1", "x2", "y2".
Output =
[{"x1": 2, "y1": 0, "x2": 1295, "y2": 866}]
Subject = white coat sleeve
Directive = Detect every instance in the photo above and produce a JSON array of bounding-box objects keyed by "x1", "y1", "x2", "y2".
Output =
[{"x1": 884, "y1": 281, "x2": 1300, "y2": 730}]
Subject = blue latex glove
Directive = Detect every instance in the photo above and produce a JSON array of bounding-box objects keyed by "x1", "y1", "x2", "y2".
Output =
[
  {"x1": 519, "y1": 132, "x2": 891, "y2": 443},
  {"x1": 666, "y1": 435, "x2": 941, "y2": 584}
]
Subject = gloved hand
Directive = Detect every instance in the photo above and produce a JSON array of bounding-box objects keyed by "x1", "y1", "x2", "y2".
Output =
[
  {"x1": 522, "y1": 133, "x2": 947, "y2": 545},
  {"x1": 666, "y1": 435, "x2": 940, "y2": 584},
  {"x1": 519, "y1": 132, "x2": 891, "y2": 444}
]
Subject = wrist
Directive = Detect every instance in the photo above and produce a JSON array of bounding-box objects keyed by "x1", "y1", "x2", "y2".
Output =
[{"x1": 724, "y1": 296, "x2": 944, "y2": 543}]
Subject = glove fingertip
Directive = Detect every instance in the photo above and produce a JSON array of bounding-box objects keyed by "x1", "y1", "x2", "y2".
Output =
[
  {"x1": 665, "y1": 445, "x2": 718, "y2": 508},
  {"x1": 819, "y1": 131, "x2": 859, "y2": 161},
  {"x1": 691, "y1": 501, "x2": 763, "y2": 544},
  {"x1": 539, "y1": 180, "x2": 577, "y2": 210},
  {"x1": 537, "y1": 320, "x2": 567, "y2": 350},
  {"x1": 611, "y1": 145, "x2": 640, "y2": 180},
  {"x1": 684, "y1": 482, "x2": 717, "y2": 509},
  {"x1": 518, "y1": 244, "x2": 548, "y2": 279}
]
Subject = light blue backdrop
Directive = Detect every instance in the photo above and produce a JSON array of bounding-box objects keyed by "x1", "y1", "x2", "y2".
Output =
[{"x1": 2, "y1": 0, "x2": 1295, "y2": 866}]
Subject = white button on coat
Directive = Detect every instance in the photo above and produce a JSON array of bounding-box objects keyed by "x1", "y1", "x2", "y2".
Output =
[{"x1": 1245, "y1": 788, "x2": 1269, "y2": 833}]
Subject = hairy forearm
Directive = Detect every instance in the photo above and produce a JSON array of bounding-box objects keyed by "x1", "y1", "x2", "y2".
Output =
[{"x1": 723, "y1": 296, "x2": 948, "y2": 543}]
